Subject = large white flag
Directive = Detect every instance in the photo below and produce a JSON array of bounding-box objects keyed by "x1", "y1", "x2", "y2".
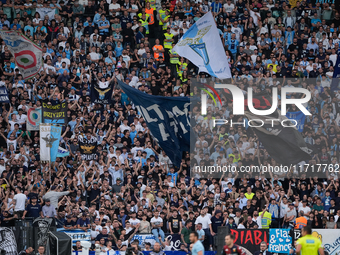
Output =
[
  {"x1": 173, "y1": 12, "x2": 231, "y2": 79},
  {"x1": 0, "y1": 30, "x2": 43, "y2": 79},
  {"x1": 40, "y1": 123, "x2": 51, "y2": 162},
  {"x1": 36, "y1": 8, "x2": 56, "y2": 21}
]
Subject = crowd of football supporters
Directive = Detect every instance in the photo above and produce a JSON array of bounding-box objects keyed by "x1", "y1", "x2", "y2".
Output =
[{"x1": 0, "y1": 0, "x2": 340, "y2": 253}]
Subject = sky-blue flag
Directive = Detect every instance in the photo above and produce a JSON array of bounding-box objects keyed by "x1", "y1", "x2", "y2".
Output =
[
  {"x1": 50, "y1": 125, "x2": 62, "y2": 162},
  {"x1": 118, "y1": 81, "x2": 191, "y2": 167}
]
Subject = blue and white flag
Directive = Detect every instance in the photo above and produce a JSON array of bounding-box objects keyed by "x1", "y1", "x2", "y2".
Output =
[
  {"x1": 118, "y1": 81, "x2": 191, "y2": 167},
  {"x1": 57, "y1": 146, "x2": 70, "y2": 158},
  {"x1": 286, "y1": 111, "x2": 305, "y2": 132},
  {"x1": 173, "y1": 12, "x2": 231, "y2": 79},
  {"x1": 39, "y1": 123, "x2": 62, "y2": 162},
  {"x1": 331, "y1": 53, "x2": 340, "y2": 91},
  {"x1": 0, "y1": 87, "x2": 10, "y2": 103}
]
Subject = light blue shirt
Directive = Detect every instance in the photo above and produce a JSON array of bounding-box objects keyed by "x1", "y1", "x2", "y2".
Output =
[
  {"x1": 197, "y1": 229, "x2": 205, "y2": 242},
  {"x1": 192, "y1": 240, "x2": 204, "y2": 255}
]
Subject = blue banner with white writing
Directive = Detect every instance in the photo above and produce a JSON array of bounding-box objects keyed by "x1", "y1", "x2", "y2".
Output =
[
  {"x1": 268, "y1": 229, "x2": 292, "y2": 254},
  {"x1": 286, "y1": 111, "x2": 305, "y2": 132},
  {"x1": 0, "y1": 87, "x2": 10, "y2": 103},
  {"x1": 331, "y1": 54, "x2": 340, "y2": 91},
  {"x1": 118, "y1": 80, "x2": 191, "y2": 167},
  {"x1": 57, "y1": 228, "x2": 91, "y2": 243}
]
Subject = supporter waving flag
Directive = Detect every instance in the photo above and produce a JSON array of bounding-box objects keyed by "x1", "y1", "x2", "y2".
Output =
[
  {"x1": 173, "y1": 12, "x2": 231, "y2": 79},
  {"x1": 119, "y1": 80, "x2": 192, "y2": 167}
]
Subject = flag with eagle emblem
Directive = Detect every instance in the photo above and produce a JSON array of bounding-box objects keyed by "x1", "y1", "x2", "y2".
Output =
[
  {"x1": 0, "y1": 30, "x2": 43, "y2": 79},
  {"x1": 39, "y1": 123, "x2": 62, "y2": 162},
  {"x1": 78, "y1": 135, "x2": 98, "y2": 160},
  {"x1": 91, "y1": 80, "x2": 114, "y2": 104}
]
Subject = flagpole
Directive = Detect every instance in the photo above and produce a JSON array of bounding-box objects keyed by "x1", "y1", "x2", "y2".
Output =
[{"x1": 49, "y1": 160, "x2": 51, "y2": 183}]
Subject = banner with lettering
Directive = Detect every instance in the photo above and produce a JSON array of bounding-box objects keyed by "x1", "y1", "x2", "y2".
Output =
[
  {"x1": 130, "y1": 234, "x2": 156, "y2": 247},
  {"x1": 230, "y1": 229, "x2": 269, "y2": 255},
  {"x1": 268, "y1": 229, "x2": 292, "y2": 254},
  {"x1": 42, "y1": 101, "x2": 67, "y2": 124},
  {"x1": 310, "y1": 229, "x2": 340, "y2": 255},
  {"x1": 0, "y1": 87, "x2": 10, "y2": 103},
  {"x1": 78, "y1": 135, "x2": 98, "y2": 161},
  {"x1": 165, "y1": 234, "x2": 181, "y2": 250},
  {"x1": 119, "y1": 80, "x2": 192, "y2": 167},
  {"x1": 57, "y1": 228, "x2": 91, "y2": 243},
  {"x1": 286, "y1": 111, "x2": 305, "y2": 132}
]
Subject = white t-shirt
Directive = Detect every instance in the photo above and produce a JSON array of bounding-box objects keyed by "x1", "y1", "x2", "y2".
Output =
[
  {"x1": 223, "y1": 3, "x2": 234, "y2": 13},
  {"x1": 61, "y1": 57, "x2": 70, "y2": 67},
  {"x1": 109, "y1": 3, "x2": 121, "y2": 16},
  {"x1": 6, "y1": 138, "x2": 17, "y2": 151},
  {"x1": 280, "y1": 201, "x2": 288, "y2": 218},
  {"x1": 298, "y1": 205, "x2": 311, "y2": 216},
  {"x1": 150, "y1": 216, "x2": 163, "y2": 228},
  {"x1": 195, "y1": 214, "x2": 211, "y2": 229},
  {"x1": 13, "y1": 193, "x2": 27, "y2": 211},
  {"x1": 89, "y1": 52, "x2": 100, "y2": 61},
  {"x1": 129, "y1": 218, "x2": 141, "y2": 227}
]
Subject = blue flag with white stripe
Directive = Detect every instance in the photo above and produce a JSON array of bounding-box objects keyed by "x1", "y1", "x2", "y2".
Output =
[
  {"x1": 57, "y1": 146, "x2": 70, "y2": 158},
  {"x1": 173, "y1": 12, "x2": 231, "y2": 79},
  {"x1": 118, "y1": 81, "x2": 191, "y2": 167}
]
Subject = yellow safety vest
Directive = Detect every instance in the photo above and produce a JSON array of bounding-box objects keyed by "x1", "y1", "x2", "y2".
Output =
[
  {"x1": 159, "y1": 9, "x2": 166, "y2": 25},
  {"x1": 139, "y1": 19, "x2": 149, "y2": 34},
  {"x1": 147, "y1": 0, "x2": 156, "y2": 10},
  {"x1": 169, "y1": 49, "x2": 179, "y2": 64},
  {"x1": 164, "y1": 33, "x2": 174, "y2": 49},
  {"x1": 162, "y1": 15, "x2": 170, "y2": 30},
  {"x1": 259, "y1": 211, "x2": 272, "y2": 229}
]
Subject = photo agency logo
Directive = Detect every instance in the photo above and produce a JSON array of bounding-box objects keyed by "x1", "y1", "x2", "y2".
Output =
[{"x1": 200, "y1": 83, "x2": 312, "y2": 128}]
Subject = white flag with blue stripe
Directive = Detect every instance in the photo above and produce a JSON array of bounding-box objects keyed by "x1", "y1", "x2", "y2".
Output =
[{"x1": 173, "y1": 12, "x2": 231, "y2": 79}]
